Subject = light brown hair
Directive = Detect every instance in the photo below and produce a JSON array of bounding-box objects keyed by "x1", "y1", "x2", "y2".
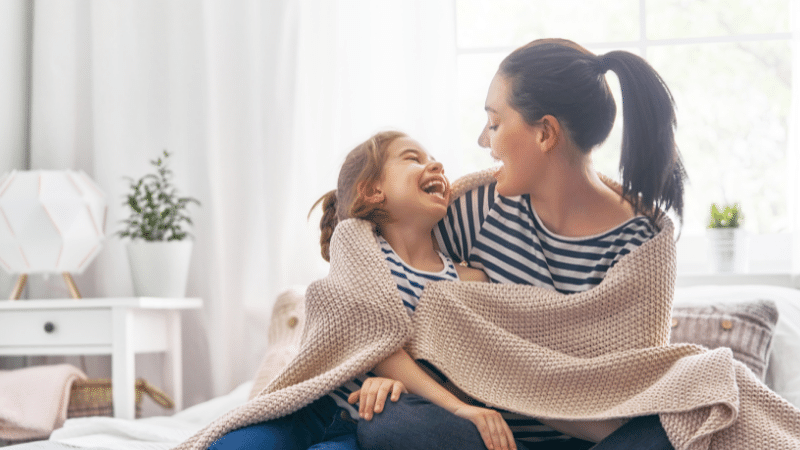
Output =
[{"x1": 311, "y1": 131, "x2": 407, "y2": 261}]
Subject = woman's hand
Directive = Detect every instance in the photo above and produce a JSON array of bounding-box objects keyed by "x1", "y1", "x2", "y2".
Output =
[
  {"x1": 452, "y1": 404, "x2": 517, "y2": 450},
  {"x1": 348, "y1": 377, "x2": 407, "y2": 420}
]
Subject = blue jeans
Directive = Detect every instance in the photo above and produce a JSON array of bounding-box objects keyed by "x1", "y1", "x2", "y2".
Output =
[
  {"x1": 590, "y1": 415, "x2": 674, "y2": 450},
  {"x1": 207, "y1": 396, "x2": 358, "y2": 450},
  {"x1": 358, "y1": 393, "x2": 529, "y2": 450},
  {"x1": 358, "y1": 394, "x2": 673, "y2": 450}
]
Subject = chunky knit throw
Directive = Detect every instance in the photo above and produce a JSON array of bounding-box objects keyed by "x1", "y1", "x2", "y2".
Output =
[{"x1": 175, "y1": 171, "x2": 800, "y2": 450}]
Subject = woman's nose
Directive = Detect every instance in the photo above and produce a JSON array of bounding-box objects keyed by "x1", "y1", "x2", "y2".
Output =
[{"x1": 477, "y1": 125, "x2": 489, "y2": 148}]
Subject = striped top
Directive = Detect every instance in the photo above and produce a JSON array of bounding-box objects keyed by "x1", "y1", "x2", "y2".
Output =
[
  {"x1": 434, "y1": 182, "x2": 657, "y2": 294},
  {"x1": 377, "y1": 234, "x2": 460, "y2": 315},
  {"x1": 433, "y1": 181, "x2": 656, "y2": 444},
  {"x1": 327, "y1": 234, "x2": 460, "y2": 420}
]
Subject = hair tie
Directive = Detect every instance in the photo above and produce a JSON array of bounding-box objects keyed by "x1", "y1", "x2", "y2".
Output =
[{"x1": 597, "y1": 56, "x2": 611, "y2": 74}]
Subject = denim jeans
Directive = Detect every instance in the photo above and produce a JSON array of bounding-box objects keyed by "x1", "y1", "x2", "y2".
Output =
[
  {"x1": 207, "y1": 396, "x2": 359, "y2": 450},
  {"x1": 358, "y1": 393, "x2": 673, "y2": 450},
  {"x1": 358, "y1": 393, "x2": 529, "y2": 450},
  {"x1": 589, "y1": 415, "x2": 674, "y2": 450}
]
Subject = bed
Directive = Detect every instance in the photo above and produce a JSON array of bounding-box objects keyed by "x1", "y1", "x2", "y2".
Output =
[{"x1": 4, "y1": 283, "x2": 800, "y2": 450}]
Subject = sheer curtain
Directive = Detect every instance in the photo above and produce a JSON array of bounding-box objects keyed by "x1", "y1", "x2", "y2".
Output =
[
  {"x1": 792, "y1": 3, "x2": 800, "y2": 278},
  {"x1": 0, "y1": 0, "x2": 31, "y2": 298},
  {"x1": 12, "y1": 0, "x2": 456, "y2": 408}
]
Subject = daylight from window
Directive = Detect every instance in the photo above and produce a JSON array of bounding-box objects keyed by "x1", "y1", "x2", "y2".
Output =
[{"x1": 453, "y1": 0, "x2": 792, "y2": 238}]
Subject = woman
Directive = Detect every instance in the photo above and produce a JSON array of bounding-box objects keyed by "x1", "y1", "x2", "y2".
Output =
[{"x1": 357, "y1": 38, "x2": 685, "y2": 450}]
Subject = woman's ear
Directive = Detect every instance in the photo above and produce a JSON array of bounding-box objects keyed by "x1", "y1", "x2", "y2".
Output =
[
  {"x1": 538, "y1": 115, "x2": 562, "y2": 153},
  {"x1": 358, "y1": 180, "x2": 385, "y2": 204}
]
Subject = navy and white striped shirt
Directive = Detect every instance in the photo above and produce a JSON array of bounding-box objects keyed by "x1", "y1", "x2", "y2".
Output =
[
  {"x1": 433, "y1": 181, "x2": 657, "y2": 444},
  {"x1": 327, "y1": 235, "x2": 461, "y2": 420},
  {"x1": 435, "y1": 182, "x2": 656, "y2": 294}
]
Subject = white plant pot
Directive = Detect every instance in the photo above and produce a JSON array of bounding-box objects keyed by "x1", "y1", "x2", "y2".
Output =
[
  {"x1": 126, "y1": 241, "x2": 193, "y2": 298},
  {"x1": 707, "y1": 228, "x2": 746, "y2": 273}
]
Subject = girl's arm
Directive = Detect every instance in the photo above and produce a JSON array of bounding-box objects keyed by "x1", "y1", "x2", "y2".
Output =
[{"x1": 352, "y1": 348, "x2": 516, "y2": 450}]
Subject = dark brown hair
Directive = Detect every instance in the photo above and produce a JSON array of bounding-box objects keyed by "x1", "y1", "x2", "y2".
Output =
[
  {"x1": 499, "y1": 38, "x2": 686, "y2": 224},
  {"x1": 310, "y1": 131, "x2": 407, "y2": 261}
]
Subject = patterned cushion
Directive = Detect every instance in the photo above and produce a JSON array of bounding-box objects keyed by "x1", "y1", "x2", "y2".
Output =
[{"x1": 670, "y1": 300, "x2": 778, "y2": 380}]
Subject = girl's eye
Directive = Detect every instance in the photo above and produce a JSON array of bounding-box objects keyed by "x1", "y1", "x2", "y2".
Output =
[{"x1": 488, "y1": 125, "x2": 498, "y2": 131}]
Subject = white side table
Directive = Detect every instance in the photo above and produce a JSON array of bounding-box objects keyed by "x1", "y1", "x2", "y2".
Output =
[{"x1": 0, "y1": 297, "x2": 202, "y2": 420}]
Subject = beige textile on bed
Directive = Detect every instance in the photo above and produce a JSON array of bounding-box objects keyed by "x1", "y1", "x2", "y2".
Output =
[{"x1": 175, "y1": 171, "x2": 800, "y2": 450}]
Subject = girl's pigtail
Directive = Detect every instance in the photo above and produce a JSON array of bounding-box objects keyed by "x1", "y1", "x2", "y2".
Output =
[
  {"x1": 600, "y1": 51, "x2": 687, "y2": 225},
  {"x1": 310, "y1": 190, "x2": 339, "y2": 262}
]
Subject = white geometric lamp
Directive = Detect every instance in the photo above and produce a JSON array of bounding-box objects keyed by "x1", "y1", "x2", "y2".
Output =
[{"x1": 0, "y1": 170, "x2": 107, "y2": 300}]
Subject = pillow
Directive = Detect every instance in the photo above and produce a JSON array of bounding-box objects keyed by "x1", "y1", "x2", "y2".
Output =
[
  {"x1": 670, "y1": 299, "x2": 778, "y2": 381},
  {"x1": 248, "y1": 286, "x2": 307, "y2": 399},
  {"x1": 674, "y1": 285, "x2": 800, "y2": 408}
]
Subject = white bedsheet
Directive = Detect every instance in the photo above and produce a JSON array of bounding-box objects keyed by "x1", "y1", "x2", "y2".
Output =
[{"x1": 43, "y1": 382, "x2": 252, "y2": 450}]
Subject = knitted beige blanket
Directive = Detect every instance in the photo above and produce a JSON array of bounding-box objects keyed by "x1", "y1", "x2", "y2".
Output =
[{"x1": 176, "y1": 172, "x2": 800, "y2": 450}]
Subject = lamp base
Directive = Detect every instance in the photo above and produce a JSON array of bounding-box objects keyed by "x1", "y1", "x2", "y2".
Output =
[{"x1": 8, "y1": 273, "x2": 82, "y2": 300}]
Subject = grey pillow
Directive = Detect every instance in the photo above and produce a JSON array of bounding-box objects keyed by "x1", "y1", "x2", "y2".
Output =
[{"x1": 670, "y1": 300, "x2": 778, "y2": 381}]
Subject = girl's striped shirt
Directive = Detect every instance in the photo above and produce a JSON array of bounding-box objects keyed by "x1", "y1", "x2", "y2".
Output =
[{"x1": 326, "y1": 234, "x2": 460, "y2": 420}]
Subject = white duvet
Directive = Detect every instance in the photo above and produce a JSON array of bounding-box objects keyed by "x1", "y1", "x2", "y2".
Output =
[{"x1": 44, "y1": 382, "x2": 252, "y2": 450}]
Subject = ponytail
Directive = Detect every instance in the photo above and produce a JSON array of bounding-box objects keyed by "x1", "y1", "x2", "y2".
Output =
[
  {"x1": 309, "y1": 190, "x2": 339, "y2": 262},
  {"x1": 599, "y1": 51, "x2": 686, "y2": 224},
  {"x1": 499, "y1": 39, "x2": 686, "y2": 225}
]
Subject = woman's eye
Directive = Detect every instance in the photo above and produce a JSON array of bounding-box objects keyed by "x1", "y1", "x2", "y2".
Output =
[{"x1": 488, "y1": 125, "x2": 498, "y2": 131}]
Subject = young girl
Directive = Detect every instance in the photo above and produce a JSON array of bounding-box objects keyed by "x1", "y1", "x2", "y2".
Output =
[{"x1": 207, "y1": 130, "x2": 517, "y2": 450}]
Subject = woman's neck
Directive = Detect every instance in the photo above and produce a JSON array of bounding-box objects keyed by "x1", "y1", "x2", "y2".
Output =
[
  {"x1": 379, "y1": 222, "x2": 443, "y2": 272},
  {"x1": 528, "y1": 152, "x2": 634, "y2": 237}
]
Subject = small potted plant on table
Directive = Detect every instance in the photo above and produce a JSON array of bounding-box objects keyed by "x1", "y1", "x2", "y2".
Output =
[
  {"x1": 707, "y1": 203, "x2": 745, "y2": 273},
  {"x1": 117, "y1": 151, "x2": 200, "y2": 297}
]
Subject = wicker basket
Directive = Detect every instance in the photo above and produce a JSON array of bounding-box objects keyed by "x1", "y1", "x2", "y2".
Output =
[{"x1": 68, "y1": 378, "x2": 174, "y2": 419}]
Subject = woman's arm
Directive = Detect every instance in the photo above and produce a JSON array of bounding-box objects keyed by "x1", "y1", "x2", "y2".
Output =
[
  {"x1": 455, "y1": 264, "x2": 489, "y2": 282},
  {"x1": 352, "y1": 348, "x2": 516, "y2": 450}
]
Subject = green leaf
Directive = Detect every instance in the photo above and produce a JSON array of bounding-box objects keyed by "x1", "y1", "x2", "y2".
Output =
[{"x1": 117, "y1": 150, "x2": 200, "y2": 241}]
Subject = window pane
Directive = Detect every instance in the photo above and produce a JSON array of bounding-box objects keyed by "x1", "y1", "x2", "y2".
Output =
[
  {"x1": 456, "y1": 0, "x2": 640, "y2": 49},
  {"x1": 648, "y1": 41, "x2": 791, "y2": 234},
  {"x1": 646, "y1": 0, "x2": 790, "y2": 40}
]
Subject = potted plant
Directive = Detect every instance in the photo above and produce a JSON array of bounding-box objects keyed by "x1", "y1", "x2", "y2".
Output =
[
  {"x1": 117, "y1": 150, "x2": 200, "y2": 297},
  {"x1": 707, "y1": 203, "x2": 745, "y2": 273}
]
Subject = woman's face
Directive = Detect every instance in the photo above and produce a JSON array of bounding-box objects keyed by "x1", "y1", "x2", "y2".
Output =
[{"x1": 478, "y1": 73, "x2": 543, "y2": 197}]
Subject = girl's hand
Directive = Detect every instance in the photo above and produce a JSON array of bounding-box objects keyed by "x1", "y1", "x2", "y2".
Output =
[
  {"x1": 452, "y1": 405, "x2": 517, "y2": 450},
  {"x1": 348, "y1": 377, "x2": 407, "y2": 420}
]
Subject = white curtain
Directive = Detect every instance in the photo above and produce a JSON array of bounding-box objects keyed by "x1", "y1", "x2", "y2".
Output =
[
  {"x1": 0, "y1": 0, "x2": 31, "y2": 298},
  {"x1": 12, "y1": 0, "x2": 456, "y2": 409},
  {"x1": 792, "y1": 2, "x2": 800, "y2": 278}
]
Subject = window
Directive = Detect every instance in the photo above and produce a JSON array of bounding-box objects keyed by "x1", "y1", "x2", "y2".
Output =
[{"x1": 451, "y1": 0, "x2": 795, "y2": 275}]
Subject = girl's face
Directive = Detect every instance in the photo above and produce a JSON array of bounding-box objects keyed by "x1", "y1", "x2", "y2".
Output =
[
  {"x1": 373, "y1": 137, "x2": 450, "y2": 226},
  {"x1": 478, "y1": 73, "x2": 544, "y2": 197}
]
